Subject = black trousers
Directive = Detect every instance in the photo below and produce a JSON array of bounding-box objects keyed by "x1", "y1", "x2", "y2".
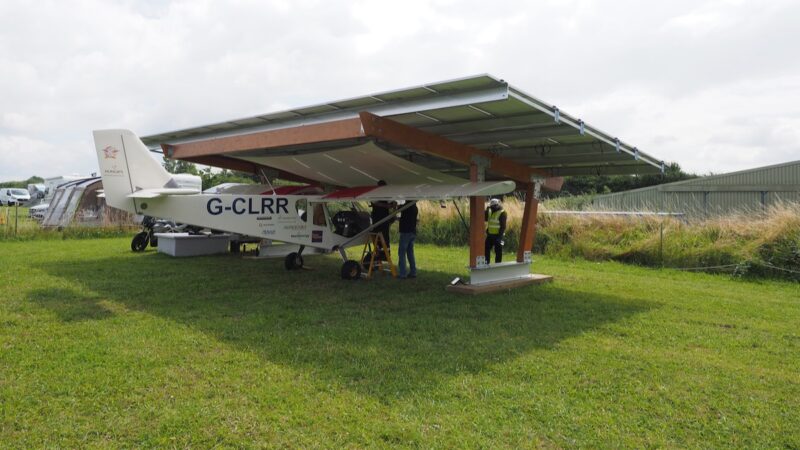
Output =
[{"x1": 485, "y1": 234, "x2": 503, "y2": 263}]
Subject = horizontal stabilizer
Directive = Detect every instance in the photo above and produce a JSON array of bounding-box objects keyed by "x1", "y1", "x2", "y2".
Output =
[
  {"x1": 322, "y1": 181, "x2": 516, "y2": 201},
  {"x1": 126, "y1": 188, "x2": 200, "y2": 199}
]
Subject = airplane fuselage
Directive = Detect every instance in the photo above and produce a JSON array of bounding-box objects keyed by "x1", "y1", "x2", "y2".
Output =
[{"x1": 134, "y1": 194, "x2": 365, "y2": 251}]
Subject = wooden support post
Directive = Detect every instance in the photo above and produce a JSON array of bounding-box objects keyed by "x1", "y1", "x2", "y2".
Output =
[
  {"x1": 516, "y1": 182, "x2": 540, "y2": 263},
  {"x1": 469, "y1": 164, "x2": 485, "y2": 268}
]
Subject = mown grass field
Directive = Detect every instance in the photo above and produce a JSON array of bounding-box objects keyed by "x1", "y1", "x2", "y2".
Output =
[{"x1": 1, "y1": 238, "x2": 799, "y2": 448}]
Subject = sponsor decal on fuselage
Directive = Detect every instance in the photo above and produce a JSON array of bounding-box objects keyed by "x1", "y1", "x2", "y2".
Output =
[{"x1": 206, "y1": 197, "x2": 290, "y2": 216}]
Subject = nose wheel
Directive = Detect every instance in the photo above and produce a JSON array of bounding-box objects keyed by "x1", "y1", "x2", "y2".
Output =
[{"x1": 131, "y1": 231, "x2": 149, "y2": 252}]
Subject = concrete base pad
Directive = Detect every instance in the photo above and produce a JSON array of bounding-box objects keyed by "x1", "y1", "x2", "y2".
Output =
[{"x1": 446, "y1": 273, "x2": 553, "y2": 295}]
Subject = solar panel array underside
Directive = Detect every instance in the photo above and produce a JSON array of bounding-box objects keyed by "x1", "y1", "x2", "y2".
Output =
[{"x1": 142, "y1": 75, "x2": 664, "y2": 177}]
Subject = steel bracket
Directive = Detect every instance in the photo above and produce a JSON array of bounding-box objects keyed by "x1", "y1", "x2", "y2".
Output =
[
  {"x1": 470, "y1": 155, "x2": 490, "y2": 182},
  {"x1": 530, "y1": 175, "x2": 545, "y2": 199}
]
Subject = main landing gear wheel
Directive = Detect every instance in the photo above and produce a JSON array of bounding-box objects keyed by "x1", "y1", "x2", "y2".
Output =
[
  {"x1": 131, "y1": 232, "x2": 149, "y2": 252},
  {"x1": 284, "y1": 252, "x2": 304, "y2": 270},
  {"x1": 341, "y1": 260, "x2": 362, "y2": 280}
]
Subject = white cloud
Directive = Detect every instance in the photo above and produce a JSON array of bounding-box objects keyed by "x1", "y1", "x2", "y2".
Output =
[{"x1": 0, "y1": 0, "x2": 798, "y2": 181}]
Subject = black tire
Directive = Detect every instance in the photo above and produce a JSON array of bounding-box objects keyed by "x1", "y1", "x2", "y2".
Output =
[
  {"x1": 131, "y1": 232, "x2": 149, "y2": 252},
  {"x1": 341, "y1": 260, "x2": 362, "y2": 280},
  {"x1": 284, "y1": 252, "x2": 303, "y2": 270}
]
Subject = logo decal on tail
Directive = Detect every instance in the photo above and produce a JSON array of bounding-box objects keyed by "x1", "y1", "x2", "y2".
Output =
[{"x1": 102, "y1": 146, "x2": 119, "y2": 159}]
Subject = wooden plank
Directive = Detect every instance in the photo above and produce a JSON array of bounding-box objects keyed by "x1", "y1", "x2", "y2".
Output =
[
  {"x1": 469, "y1": 164, "x2": 485, "y2": 268},
  {"x1": 167, "y1": 118, "x2": 365, "y2": 159},
  {"x1": 516, "y1": 183, "x2": 539, "y2": 263},
  {"x1": 446, "y1": 274, "x2": 553, "y2": 295}
]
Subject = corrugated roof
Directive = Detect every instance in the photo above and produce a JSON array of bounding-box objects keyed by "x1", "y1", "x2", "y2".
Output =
[
  {"x1": 593, "y1": 159, "x2": 800, "y2": 201},
  {"x1": 142, "y1": 74, "x2": 664, "y2": 177}
]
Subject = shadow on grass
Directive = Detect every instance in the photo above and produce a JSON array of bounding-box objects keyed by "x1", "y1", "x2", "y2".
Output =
[
  {"x1": 27, "y1": 287, "x2": 114, "y2": 322},
  {"x1": 36, "y1": 252, "x2": 657, "y2": 399}
]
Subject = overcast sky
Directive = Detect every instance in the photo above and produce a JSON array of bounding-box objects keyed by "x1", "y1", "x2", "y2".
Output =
[{"x1": 1, "y1": 0, "x2": 798, "y2": 182}]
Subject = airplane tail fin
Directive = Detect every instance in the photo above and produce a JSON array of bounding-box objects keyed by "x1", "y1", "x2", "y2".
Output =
[{"x1": 92, "y1": 129, "x2": 173, "y2": 213}]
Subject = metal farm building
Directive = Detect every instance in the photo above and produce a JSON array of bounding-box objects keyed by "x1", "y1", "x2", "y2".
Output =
[{"x1": 590, "y1": 160, "x2": 800, "y2": 216}]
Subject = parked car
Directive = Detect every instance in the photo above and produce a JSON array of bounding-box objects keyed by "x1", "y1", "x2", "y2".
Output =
[
  {"x1": 27, "y1": 183, "x2": 47, "y2": 201},
  {"x1": 28, "y1": 203, "x2": 49, "y2": 220},
  {"x1": 0, "y1": 188, "x2": 31, "y2": 206}
]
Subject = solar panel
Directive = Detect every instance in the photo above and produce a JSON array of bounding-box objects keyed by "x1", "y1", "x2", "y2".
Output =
[{"x1": 142, "y1": 75, "x2": 664, "y2": 177}]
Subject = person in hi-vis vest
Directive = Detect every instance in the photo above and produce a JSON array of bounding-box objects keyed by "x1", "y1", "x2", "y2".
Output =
[{"x1": 484, "y1": 198, "x2": 507, "y2": 263}]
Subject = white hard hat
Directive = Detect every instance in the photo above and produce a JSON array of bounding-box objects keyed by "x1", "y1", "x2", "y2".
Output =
[{"x1": 489, "y1": 198, "x2": 501, "y2": 206}]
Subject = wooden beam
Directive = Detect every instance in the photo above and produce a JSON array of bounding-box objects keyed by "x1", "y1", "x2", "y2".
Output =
[
  {"x1": 359, "y1": 111, "x2": 563, "y2": 191},
  {"x1": 166, "y1": 118, "x2": 365, "y2": 159},
  {"x1": 469, "y1": 164, "x2": 485, "y2": 268},
  {"x1": 516, "y1": 183, "x2": 539, "y2": 263}
]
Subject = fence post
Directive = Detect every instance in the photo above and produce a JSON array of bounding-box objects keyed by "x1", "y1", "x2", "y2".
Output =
[
  {"x1": 659, "y1": 221, "x2": 664, "y2": 268},
  {"x1": 14, "y1": 202, "x2": 18, "y2": 237}
]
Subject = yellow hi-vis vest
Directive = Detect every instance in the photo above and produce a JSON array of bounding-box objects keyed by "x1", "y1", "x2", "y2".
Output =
[{"x1": 487, "y1": 208, "x2": 503, "y2": 235}]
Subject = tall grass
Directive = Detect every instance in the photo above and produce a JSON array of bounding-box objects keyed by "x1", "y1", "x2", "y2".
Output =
[
  {"x1": 411, "y1": 199, "x2": 800, "y2": 280},
  {"x1": 0, "y1": 206, "x2": 137, "y2": 242},
  {"x1": 5, "y1": 201, "x2": 798, "y2": 279}
]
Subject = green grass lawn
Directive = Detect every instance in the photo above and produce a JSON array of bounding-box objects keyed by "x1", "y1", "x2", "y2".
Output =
[{"x1": 1, "y1": 238, "x2": 798, "y2": 448}]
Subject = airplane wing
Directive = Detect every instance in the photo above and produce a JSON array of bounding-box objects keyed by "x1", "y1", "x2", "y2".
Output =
[
  {"x1": 320, "y1": 181, "x2": 515, "y2": 201},
  {"x1": 126, "y1": 188, "x2": 200, "y2": 198}
]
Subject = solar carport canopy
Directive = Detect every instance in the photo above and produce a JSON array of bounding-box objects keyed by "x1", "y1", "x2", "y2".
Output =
[{"x1": 142, "y1": 74, "x2": 664, "y2": 182}]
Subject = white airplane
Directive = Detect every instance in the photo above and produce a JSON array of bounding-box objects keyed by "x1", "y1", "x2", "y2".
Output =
[{"x1": 93, "y1": 129, "x2": 515, "y2": 279}]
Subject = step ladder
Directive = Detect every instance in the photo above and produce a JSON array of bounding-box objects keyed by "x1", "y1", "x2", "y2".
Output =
[{"x1": 360, "y1": 232, "x2": 397, "y2": 279}]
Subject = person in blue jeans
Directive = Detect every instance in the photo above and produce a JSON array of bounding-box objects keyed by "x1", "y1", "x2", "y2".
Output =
[{"x1": 397, "y1": 200, "x2": 418, "y2": 279}]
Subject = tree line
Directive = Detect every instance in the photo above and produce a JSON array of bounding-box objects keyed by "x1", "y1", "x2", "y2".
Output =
[
  {"x1": 0, "y1": 176, "x2": 44, "y2": 189},
  {"x1": 553, "y1": 162, "x2": 696, "y2": 197}
]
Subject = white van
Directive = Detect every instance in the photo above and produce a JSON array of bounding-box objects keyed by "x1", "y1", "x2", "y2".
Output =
[{"x1": 0, "y1": 188, "x2": 31, "y2": 205}]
